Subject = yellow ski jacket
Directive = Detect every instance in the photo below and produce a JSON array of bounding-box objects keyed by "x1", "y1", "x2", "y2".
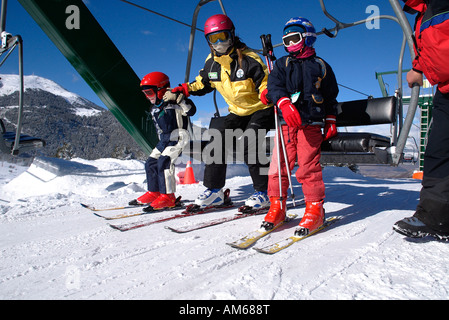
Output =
[{"x1": 187, "y1": 47, "x2": 271, "y2": 116}]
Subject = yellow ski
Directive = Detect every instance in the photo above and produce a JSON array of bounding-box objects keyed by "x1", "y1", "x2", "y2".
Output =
[
  {"x1": 253, "y1": 216, "x2": 342, "y2": 254},
  {"x1": 226, "y1": 213, "x2": 298, "y2": 249}
]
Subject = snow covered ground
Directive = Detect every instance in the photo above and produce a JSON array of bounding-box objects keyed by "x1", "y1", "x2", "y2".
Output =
[{"x1": 0, "y1": 156, "x2": 448, "y2": 300}]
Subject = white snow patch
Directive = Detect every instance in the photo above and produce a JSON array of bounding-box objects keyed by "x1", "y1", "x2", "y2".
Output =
[
  {"x1": 1, "y1": 157, "x2": 448, "y2": 300},
  {"x1": 0, "y1": 74, "x2": 91, "y2": 106}
]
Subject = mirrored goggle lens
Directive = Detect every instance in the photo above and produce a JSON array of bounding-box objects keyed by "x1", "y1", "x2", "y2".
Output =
[
  {"x1": 207, "y1": 31, "x2": 230, "y2": 44},
  {"x1": 282, "y1": 32, "x2": 303, "y2": 47}
]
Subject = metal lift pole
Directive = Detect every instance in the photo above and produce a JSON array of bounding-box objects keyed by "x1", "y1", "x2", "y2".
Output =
[
  {"x1": 388, "y1": 0, "x2": 421, "y2": 165},
  {"x1": 0, "y1": 0, "x2": 26, "y2": 155}
]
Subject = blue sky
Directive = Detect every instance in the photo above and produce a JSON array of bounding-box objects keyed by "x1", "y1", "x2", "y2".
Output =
[{"x1": 3, "y1": 0, "x2": 417, "y2": 126}]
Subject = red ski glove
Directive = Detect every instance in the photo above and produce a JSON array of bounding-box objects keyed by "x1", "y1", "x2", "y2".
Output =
[
  {"x1": 323, "y1": 115, "x2": 337, "y2": 141},
  {"x1": 277, "y1": 97, "x2": 301, "y2": 128},
  {"x1": 171, "y1": 83, "x2": 190, "y2": 98},
  {"x1": 260, "y1": 88, "x2": 270, "y2": 105}
]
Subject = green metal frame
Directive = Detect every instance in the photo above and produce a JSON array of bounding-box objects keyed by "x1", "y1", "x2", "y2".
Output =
[{"x1": 18, "y1": 0, "x2": 157, "y2": 155}]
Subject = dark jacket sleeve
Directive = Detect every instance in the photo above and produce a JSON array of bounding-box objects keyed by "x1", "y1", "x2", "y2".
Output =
[
  {"x1": 266, "y1": 57, "x2": 290, "y2": 104},
  {"x1": 321, "y1": 60, "x2": 339, "y2": 116}
]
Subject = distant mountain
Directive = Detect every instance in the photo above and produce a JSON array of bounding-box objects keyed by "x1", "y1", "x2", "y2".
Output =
[{"x1": 0, "y1": 74, "x2": 148, "y2": 160}]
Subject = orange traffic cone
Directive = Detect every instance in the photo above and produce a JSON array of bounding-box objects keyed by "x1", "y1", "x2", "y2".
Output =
[
  {"x1": 181, "y1": 161, "x2": 198, "y2": 184},
  {"x1": 412, "y1": 170, "x2": 423, "y2": 180}
]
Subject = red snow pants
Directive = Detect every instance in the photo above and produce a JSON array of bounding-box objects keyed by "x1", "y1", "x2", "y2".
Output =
[{"x1": 268, "y1": 124, "x2": 325, "y2": 202}]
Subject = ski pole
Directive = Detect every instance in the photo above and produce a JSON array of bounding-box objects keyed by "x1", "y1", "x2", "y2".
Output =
[
  {"x1": 260, "y1": 34, "x2": 296, "y2": 208},
  {"x1": 261, "y1": 35, "x2": 283, "y2": 209}
]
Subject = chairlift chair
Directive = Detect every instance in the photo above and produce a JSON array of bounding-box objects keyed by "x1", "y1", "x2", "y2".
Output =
[
  {"x1": 0, "y1": 118, "x2": 46, "y2": 154},
  {"x1": 0, "y1": 0, "x2": 45, "y2": 156},
  {"x1": 16, "y1": 0, "x2": 420, "y2": 165},
  {"x1": 183, "y1": 0, "x2": 420, "y2": 167}
]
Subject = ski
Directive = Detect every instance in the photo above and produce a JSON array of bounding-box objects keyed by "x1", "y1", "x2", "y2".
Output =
[
  {"x1": 226, "y1": 212, "x2": 298, "y2": 250},
  {"x1": 108, "y1": 203, "x2": 230, "y2": 232},
  {"x1": 253, "y1": 216, "x2": 343, "y2": 254},
  {"x1": 92, "y1": 210, "x2": 149, "y2": 220},
  {"x1": 80, "y1": 203, "x2": 143, "y2": 212},
  {"x1": 166, "y1": 200, "x2": 304, "y2": 233},
  {"x1": 165, "y1": 206, "x2": 268, "y2": 233},
  {"x1": 109, "y1": 192, "x2": 236, "y2": 231},
  {"x1": 87, "y1": 197, "x2": 178, "y2": 221},
  {"x1": 84, "y1": 197, "x2": 184, "y2": 220}
]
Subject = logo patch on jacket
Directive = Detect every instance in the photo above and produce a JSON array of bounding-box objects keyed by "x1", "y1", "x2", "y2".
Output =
[{"x1": 208, "y1": 72, "x2": 218, "y2": 80}]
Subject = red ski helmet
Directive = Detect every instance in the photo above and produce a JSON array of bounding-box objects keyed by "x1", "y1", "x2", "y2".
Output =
[
  {"x1": 204, "y1": 14, "x2": 235, "y2": 38},
  {"x1": 140, "y1": 72, "x2": 170, "y2": 102}
]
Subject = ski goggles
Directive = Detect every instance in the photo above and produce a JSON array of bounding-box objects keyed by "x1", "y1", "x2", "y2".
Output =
[
  {"x1": 207, "y1": 30, "x2": 232, "y2": 45},
  {"x1": 141, "y1": 86, "x2": 157, "y2": 99},
  {"x1": 282, "y1": 32, "x2": 304, "y2": 47},
  {"x1": 141, "y1": 85, "x2": 168, "y2": 101}
]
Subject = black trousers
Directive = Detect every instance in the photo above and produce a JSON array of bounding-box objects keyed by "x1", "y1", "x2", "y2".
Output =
[
  {"x1": 414, "y1": 89, "x2": 449, "y2": 233},
  {"x1": 203, "y1": 107, "x2": 275, "y2": 192}
]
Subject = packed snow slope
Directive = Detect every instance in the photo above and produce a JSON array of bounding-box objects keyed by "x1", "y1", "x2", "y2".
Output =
[{"x1": 1, "y1": 157, "x2": 448, "y2": 300}]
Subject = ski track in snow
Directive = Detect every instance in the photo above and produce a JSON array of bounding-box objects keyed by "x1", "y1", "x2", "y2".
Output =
[{"x1": 1, "y1": 157, "x2": 449, "y2": 300}]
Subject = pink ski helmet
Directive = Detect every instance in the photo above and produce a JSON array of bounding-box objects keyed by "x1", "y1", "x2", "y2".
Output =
[{"x1": 204, "y1": 14, "x2": 235, "y2": 38}]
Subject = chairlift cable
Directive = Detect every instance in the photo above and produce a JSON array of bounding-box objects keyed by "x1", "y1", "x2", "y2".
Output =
[
  {"x1": 118, "y1": 0, "x2": 204, "y2": 32},
  {"x1": 337, "y1": 83, "x2": 372, "y2": 98}
]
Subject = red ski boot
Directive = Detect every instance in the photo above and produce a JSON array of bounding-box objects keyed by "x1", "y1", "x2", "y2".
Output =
[
  {"x1": 262, "y1": 197, "x2": 286, "y2": 230},
  {"x1": 296, "y1": 200, "x2": 325, "y2": 236},
  {"x1": 129, "y1": 191, "x2": 160, "y2": 205},
  {"x1": 150, "y1": 193, "x2": 177, "y2": 210}
]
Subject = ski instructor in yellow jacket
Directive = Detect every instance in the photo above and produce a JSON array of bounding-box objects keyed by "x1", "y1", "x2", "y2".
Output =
[{"x1": 170, "y1": 14, "x2": 274, "y2": 210}]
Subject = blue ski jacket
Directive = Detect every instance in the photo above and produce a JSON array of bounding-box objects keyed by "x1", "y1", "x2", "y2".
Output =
[
  {"x1": 267, "y1": 55, "x2": 339, "y2": 124},
  {"x1": 151, "y1": 98, "x2": 196, "y2": 153}
]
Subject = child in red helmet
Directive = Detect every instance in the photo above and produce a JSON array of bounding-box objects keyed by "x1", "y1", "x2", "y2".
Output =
[
  {"x1": 130, "y1": 72, "x2": 196, "y2": 210},
  {"x1": 261, "y1": 17, "x2": 339, "y2": 236}
]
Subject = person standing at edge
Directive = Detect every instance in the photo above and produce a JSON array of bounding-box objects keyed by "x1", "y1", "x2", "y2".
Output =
[
  {"x1": 393, "y1": 0, "x2": 449, "y2": 241},
  {"x1": 170, "y1": 14, "x2": 274, "y2": 209}
]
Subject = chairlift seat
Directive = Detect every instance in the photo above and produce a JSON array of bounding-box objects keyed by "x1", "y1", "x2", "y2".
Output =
[
  {"x1": 321, "y1": 96, "x2": 397, "y2": 165},
  {"x1": 1, "y1": 119, "x2": 46, "y2": 154},
  {"x1": 333, "y1": 96, "x2": 397, "y2": 127},
  {"x1": 321, "y1": 132, "x2": 391, "y2": 153},
  {"x1": 187, "y1": 96, "x2": 397, "y2": 165}
]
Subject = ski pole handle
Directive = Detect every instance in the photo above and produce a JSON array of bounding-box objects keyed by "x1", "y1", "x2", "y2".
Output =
[{"x1": 260, "y1": 34, "x2": 276, "y2": 61}]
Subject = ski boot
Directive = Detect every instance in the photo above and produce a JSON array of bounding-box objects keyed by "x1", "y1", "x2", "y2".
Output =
[
  {"x1": 129, "y1": 191, "x2": 160, "y2": 205},
  {"x1": 194, "y1": 188, "x2": 225, "y2": 208},
  {"x1": 245, "y1": 190, "x2": 270, "y2": 209},
  {"x1": 295, "y1": 200, "x2": 325, "y2": 236},
  {"x1": 261, "y1": 197, "x2": 286, "y2": 230},
  {"x1": 393, "y1": 216, "x2": 449, "y2": 241},
  {"x1": 149, "y1": 193, "x2": 177, "y2": 210}
]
